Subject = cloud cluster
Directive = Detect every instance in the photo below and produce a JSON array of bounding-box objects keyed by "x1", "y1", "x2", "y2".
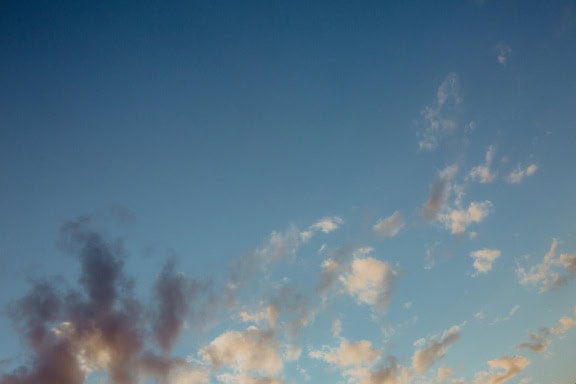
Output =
[
  {"x1": 2, "y1": 217, "x2": 207, "y2": 384},
  {"x1": 516, "y1": 307, "x2": 576, "y2": 353},
  {"x1": 440, "y1": 200, "x2": 493, "y2": 235},
  {"x1": 418, "y1": 73, "x2": 462, "y2": 151},
  {"x1": 516, "y1": 239, "x2": 576, "y2": 292}
]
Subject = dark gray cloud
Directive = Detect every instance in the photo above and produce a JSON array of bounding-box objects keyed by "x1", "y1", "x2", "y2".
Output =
[{"x1": 1, "y1": 215, "x2": 200, "y2": 384}]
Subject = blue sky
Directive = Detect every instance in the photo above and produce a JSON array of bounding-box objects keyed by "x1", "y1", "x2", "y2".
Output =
[{"x1": 1, "y1": 0, "x2": 576, "y2": 383}]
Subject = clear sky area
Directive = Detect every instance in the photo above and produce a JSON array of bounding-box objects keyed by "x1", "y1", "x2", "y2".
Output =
[{"x1": 1, "y1": 1, "x2": 576, "y2": 383}]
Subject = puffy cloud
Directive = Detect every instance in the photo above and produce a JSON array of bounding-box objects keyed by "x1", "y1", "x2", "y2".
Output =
[
  {"x1": 412, "y1": 325, "x2": 461, "y2": 374},
  {"x1": 340, "y1": 254, "x2": 397, "y2": 311},
  {"x1": 201, "y1": 327, "x2": 282, "y2": 378},
  {"x1": 469, "y1": 146, "x2": 497, "y2": 183},
  {"x1": 417, "y1": 73, "x2": 462, "y2": 151},
  {"x1": 471, "y1": 356, "x2": 530, "y2": 384},
  {"x1": 471, "y1": 249, "x2": 501, "y2": 274},
  {"x1": 238, "y1": 305, "x2": 279, "y2": 328},
  {"x1": 505, "y1": 164, "x2": 537, "y2": 184},
  {"x1": 373, "y1": 211, "x2": 405, "y2": 238},
  {"x1": 516, "y1": 239, "x2": 576, "y2": 292},
  {"x1": 496, "y1": 43, "x2": 512, "y2": 65},
  {"x1": 423, "y1": 165, "x2": 458, "y2": 221},
  {"x1": 440, "y1": 201, "x2": 493, "y2": 234}
]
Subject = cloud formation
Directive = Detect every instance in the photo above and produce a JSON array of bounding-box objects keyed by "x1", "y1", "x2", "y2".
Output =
[
  {"x1": 417, "y1": 73, "x2": 462, "y2": 151},
  {"x1": 471, "y1": 356, "x2": 530, "y2": 384},
  {"x1": 516, "y1": 239, "x2": 576, "y2": 292},
  {"x1": 440, "y1": 200, "x2": 493, "y2": 234},
  {"x1": 471, "y1": 249, "x2": 501, "y2": 274},
  {"x1": 469, "y1": 146, "x2": 497, "y2": 183},
  {"x1": 412, "y1": 325, "x2": 461, "y2": 374},
  {"x1": 2, "y1": 216, "x2": 205, "y2": 384},
  {"x1": 505, "y1": 164, "x2": 537, "y2": 184},
  {"x1": 373, "y1": 211, "x2": 405, "y2": 238},
  {"x1": 496, "y1": 43, "x2": 512, "y2": 65},
  {"x1": 339, "y1": 250, "x2": 397, "y2": 311},
  {"x1": 423, "y1": 165, "x2": 458, "y2": 221}
]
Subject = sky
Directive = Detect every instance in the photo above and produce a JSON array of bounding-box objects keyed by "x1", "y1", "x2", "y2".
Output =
[{"x1": 1, "y1": 0, "x2": 576, "y2": 383}]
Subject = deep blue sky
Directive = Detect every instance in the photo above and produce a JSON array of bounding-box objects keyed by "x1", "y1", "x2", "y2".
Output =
[{"x1": 1, "y1": 1, "x2": 576, "y2": 383}]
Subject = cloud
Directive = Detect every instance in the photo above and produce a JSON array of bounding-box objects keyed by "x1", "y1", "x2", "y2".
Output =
[
  {"x1": 417, "y1": 73, "x2": 462, "y2": 151},
  {"x1": 471, "y1": 356, "x2": 530, "y2": 384},
  {"x1": 2, "y1": 216, "x2": 207, "y2": 384},
  {"x1": 412, "y1": 325, "x2": 461, "y2": 374},
  {"x1": 373, "y1": 211, "x2": 405, "y2": 238},
  {"x1": 309, "y1": 339, "x2": 379, "y2": 368},
  {"x1": 423, "y1": 165, "x2": 458, "y2": 221},
  {"x1": 490, "y1": 305, "x2": 520, "y2": 325},
  {"x1": 516, "y1": 328, "x2": 551, "y2": 353},
  {"x1": 496, "y1": 43, "x2": 512, "y2": 65},
  {"x1": 300, "y1": 216, "x2": 344, "y2": 242},
  {"x1": 469, "y1": 146, "x2": 497, "y2": 183},
  {"x1": 516, "y1": 239, "x2": 576, "y2": 292},
  {"x1": 201, "y1": 327, "x2": 282, "y2": 380},
  {"x1": 339, "y1": 252, "x2": 397, "y2": 311},
  {"x1": 440, "y1": 200, "x2": 493, "y2": 234},
  {"x1": 505, "y1": 164, "x2": 537, "y2": 184},
  {"x1": 471, "y1": 249, "x2": 501, "y2": 274}
]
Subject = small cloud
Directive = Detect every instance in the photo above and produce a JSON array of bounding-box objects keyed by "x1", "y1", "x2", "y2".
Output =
[
  {"x1": 516, "y1": 239, "x2": 576, "y2": 292},
  {"x1": 469, "y1": 146, "x2": 497, "y2": 183},
  {"x1": 300, "y1": 216, "x2": 344, "y2": 242},
  {"x1": 309, "y1": 339, "x2": 379, "y2": 369},
  {"x1": 417, "y1": 73, "x2": 462, "y2": 151},
  {"x1": 471, "y1": 248, "x2": 501, "y2": 274},
  {"x1": 423, "y1": 165, "x2": 458, "y2": 221},
  {"x1": 516, "y1": 328, "x2": 551, "y2": 353},
  {"x1": 490, "y1": 305, "x2": 520, "y2": 325},
  {"x1": 440, "y1": 200, "x2": 493, "y2": 234},
  {"x1": 339, "y1": 253, "x2": 396, "y2": 311},
  {"x1": 496, "y1": 43, "x2": 512, "y2": 65},
  {"x1": 472, "y1": 356, "x2": 530, "y2": 384},
  {"x1": 505, "y1": 164, "x2": 538, "y2": 184},
  {"x1": 373, "y1": 211, "x2": 405, "y2": 238},
  {"x1": 412, "y1": 325, "x2": 461, "y2": 374},
  {"x1": 404, "y1": 301, "x2": 413, "y2": 310}
]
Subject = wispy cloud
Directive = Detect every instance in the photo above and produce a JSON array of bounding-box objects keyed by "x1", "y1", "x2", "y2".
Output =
[
  {"x1": 496, "y1": 43, "x2": 512, "y2": 65},
  {"x1": 469, "y1": 146, "x2": 497, "y2": 183},
  {"x1": 422, "y1": 165, "x2": 458, "y2": 221},
  {"x1": 417, "y1": 73, "x2": 462, "y2": 151},
  {"x1": 412, "y1": 325, "x2": 461, "y2": 374},
  {"x1": 373, "y1": 211, "x2": 405, "y2": 238},
  {"x1": 471, "y1": 356, "x2": 530, "y2": 384},
  {"x1": 471, "y1": 248, "x2": 501, "y2": 274},
  {"x1": 490, "y1": 305, "x2": 520, "y2": 325},
  {"x1": 516, "y1": 307, "x2": 576, "y2": 353},
  {"x1": 516, "y1": 239, "x2": 576, "y2": 292},
  {"x1": 505, "y1": 164, "x2": 537, "y2": 184}
]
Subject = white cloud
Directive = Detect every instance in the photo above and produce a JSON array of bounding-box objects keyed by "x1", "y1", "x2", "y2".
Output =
[
  {"x1": 418, "y1": 73, "x2": 462, "y2": 151},
  {"x1": 469, "y1": 146, "x2": 497, "y2": 183},
  {"x1": 373, "y1": 211, "x2": 405, "y2": 238},
  {"x1": 309, "y1": 339, "x2": 379, "y2": 368},
  {"x1": 412, "y1": 325, "x2": 461, "y2": 374},
  {"x1": 505, "y1": 164, "x2": 537, "y2": 184},
  {"x1": 201, "y1": 327, "x2": 282, "y2": 379},
  {"x1": 440, "y1": 200, "x2": 493, "y2": 234},
  {"x1": 516, "y1": 239, "x2": 576, "y2": 292},
  {"x1": 490, "y1": 305, "x2": 520, "y2": 325},
  {"x1": 300, "y1": 216, "x2": 344, "y2": 242},
  {"x1": 496, "y1": 43, "x2": 512, "y2": 65},
  {"x1": 471, "y1": 356, "x2": 530, "y2": 384},
  {"x1": 340, "y1": 254, "x2": 396, "y2": 310},
  {"x1": 471, "y1": 249, "x2": 501, "y2": 274}
]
